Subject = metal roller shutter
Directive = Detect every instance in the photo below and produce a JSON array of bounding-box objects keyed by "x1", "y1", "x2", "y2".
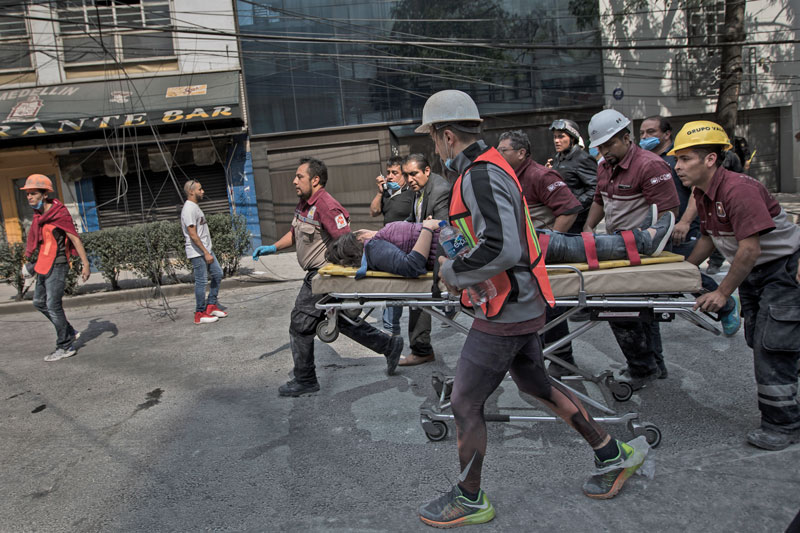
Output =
[{"x1": 94, "y1": 163, "x2": 229, "y2": 228}]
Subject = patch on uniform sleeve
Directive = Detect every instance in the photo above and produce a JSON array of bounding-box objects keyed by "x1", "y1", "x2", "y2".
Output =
[
  {"x1": 715, "y1": 202, "x2": 727, "y2": 218},
  {"x1": 308, "y1": 206, "x2": 316, "y2": 219},
  {"x1": 335, "y1": 213, "x2": 348, "y2": 229}
]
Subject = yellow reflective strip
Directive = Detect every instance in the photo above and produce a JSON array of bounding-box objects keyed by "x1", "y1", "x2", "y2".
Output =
[{"x1": 454, "y1": 219, "x2": 476, "y2": 248}]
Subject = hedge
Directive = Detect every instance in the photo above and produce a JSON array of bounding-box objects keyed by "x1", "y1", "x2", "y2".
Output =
[{"x1": 1, "y1": 213, "x2": 251, "y2": 299}]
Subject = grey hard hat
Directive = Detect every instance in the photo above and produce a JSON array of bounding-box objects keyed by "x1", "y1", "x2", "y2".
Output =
[
  {"x1": 588, "y1": 109, "x2": 631, "y2": 148},
  {"x1": 415, "y1": 90, "x2": 483, "y2": 134},
  {"x1": 549, "y1": 119, "x2": 582, "y2": 142}
]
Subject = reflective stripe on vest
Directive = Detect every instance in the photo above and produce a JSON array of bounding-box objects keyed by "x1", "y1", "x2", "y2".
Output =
[
  {"x1": 34, "y1": 224, "x2": 58, "y2": 275},
  {"x1": 449, "y1": 147, "x2": 555, "y2": 318}
]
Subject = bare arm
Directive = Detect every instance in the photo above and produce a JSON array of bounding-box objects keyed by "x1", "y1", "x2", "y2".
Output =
[
  {"x1": 369, "y1": 175, "x2": 386, "y2": 217},
  {"x1": 686, "y1": 234, "x2": 715, "y2": 266},
  {"x1": 187, "y1": 225, "x2": 213, "y2": 264},
  {"x1": 582, "y1": 202, "x2": 605, "y2": 232},
  {"x1": 552, "y1": 213, "x2": 578, "y2": 233},
  {"x1": 66, "y1": 232, "x2": 91, "y2": 282},
  {"x1": 673, "y1": 195, "x2": 698, "y2": 243},
  {"x1": 694, "y1": 235, "x2": 760, "y2": 312},
  {"x1": 411, "y1": 219, "x2": 440, "y2": 258},
  {"x1": 273, "y1": 229, "x2": 295, "y2": 251}
]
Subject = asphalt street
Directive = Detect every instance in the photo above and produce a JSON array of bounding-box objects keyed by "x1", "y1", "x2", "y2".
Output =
[{"x1": 1, "y1": 280, "x2": 799, "y2": 532}]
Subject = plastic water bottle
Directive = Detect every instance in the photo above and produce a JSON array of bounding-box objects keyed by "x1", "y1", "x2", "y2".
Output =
[{"x1": 438, "y1": 221, "x2": 497, "y2": 306}]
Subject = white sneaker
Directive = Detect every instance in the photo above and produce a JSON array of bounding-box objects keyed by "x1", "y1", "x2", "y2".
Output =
[{"x1": 44, "y1": 346, "x2": 77, "y2": 362}]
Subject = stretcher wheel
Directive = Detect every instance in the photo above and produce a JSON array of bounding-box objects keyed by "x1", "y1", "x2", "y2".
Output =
[
  {"x1": 343, "y1": 307, "x2": 361, "y2": 320},
  {"x1": 424, "y1": 420, "x2": 449, "y2": 442},
  {"x1": 643, "y1": 424, "x2": 662, "y2": 448},
  {"x1": 316, "y1": 320, "x2": 339, "y2": 343},
  {"x1": 611, "y1": 381, "x2": 634, "y2": 402}
]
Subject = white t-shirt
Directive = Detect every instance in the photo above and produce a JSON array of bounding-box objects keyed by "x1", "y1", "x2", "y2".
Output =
[{"x1": 181, "y1": 200, "x2": 212, "y2": 259}]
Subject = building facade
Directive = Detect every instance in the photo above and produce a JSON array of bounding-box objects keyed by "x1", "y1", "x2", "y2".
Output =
[
  {"x1": 599, "y1": 0, "x2": 799, "y2": 192},
  {"x1": 0, "y1": 0, "x2": 261, "y2": 248},
  {"x1": 236, "y1": 0, "x2": 605, "y2": 240}
]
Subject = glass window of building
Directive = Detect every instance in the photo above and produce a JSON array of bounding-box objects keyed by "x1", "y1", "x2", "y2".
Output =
[
  {"x1": 56, "y1": 0, "x2": 175, "y2": 66},
  {"x1": 238, "y1": 0, "x2": 603, "y2": 135},
  {"x1": 0, "y1": 8, "x2": 33, "y2": 73}
]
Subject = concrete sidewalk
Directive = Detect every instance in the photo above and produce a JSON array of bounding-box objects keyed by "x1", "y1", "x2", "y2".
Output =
[
  {"x1": 4, "y1": 191, "x2": 799, "y2": 315},
  {"x1": 0, "y1": 252, "x2": 306, "y2": 315}
]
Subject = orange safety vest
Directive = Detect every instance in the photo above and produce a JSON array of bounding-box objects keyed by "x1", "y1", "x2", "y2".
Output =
[
  {"x1": 34, "y1": 223, "x2": 59, "y2": 275},
  {"x1": 449, "y1": 148, "x2": 555, "y2": 318}
]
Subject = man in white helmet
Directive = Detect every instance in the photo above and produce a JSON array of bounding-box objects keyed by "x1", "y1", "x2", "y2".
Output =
[
  {"x1": 584, "y1": 109, "x2": 679, "y2": 390},
  {"x1": 414, "y1": 91, "x2": 645, "y2": 528}
]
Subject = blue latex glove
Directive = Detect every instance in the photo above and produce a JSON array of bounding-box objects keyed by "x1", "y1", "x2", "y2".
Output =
[{"x1": 252, "y1": 245, "x2": 277, "y2": 260}]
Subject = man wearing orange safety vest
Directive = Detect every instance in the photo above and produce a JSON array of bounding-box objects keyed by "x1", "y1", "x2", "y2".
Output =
[
  {"x1": 20, "y1": 174, "x2": 90, "y2": 362},
  {"x1": 414, "y1": 90, "x2": 645, "y2": 528}
]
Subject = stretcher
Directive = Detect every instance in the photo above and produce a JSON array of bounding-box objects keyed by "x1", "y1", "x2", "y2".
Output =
[{"x1": 312, "y1": 252, "x2": 721, "y2": 447}]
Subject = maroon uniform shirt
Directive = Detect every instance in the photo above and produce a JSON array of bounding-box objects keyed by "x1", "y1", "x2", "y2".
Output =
[
  {"x1": 694, "y1": 167, "x2": 800, "y2": 266},
  {"x1": 594, "y1": 143, "x2": 678, "y2": 232},
  {"x1": 515, "y1": 158, "x2": 581, "y2": 230}
]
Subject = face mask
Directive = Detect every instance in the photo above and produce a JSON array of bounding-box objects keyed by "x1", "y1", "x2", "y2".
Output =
[
  {"x1": 589, "y1": 147, "x2": 599, "y2": 158},
  {"x1": 385, "y1": 181, "x2": 400, "y2": 191},
  {"x1": 444, "y1": 158, "x2": 455, "y2": 172},
  {"x1": 33, "y1": 199, "x2": 44, "y2": 210},
  {"x1": 639, "y1": 137, "x2": 660, "y2": 151}
]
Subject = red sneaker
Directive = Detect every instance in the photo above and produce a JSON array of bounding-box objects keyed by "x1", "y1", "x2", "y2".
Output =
[
  {"x1": 194, "y1": 311, "x2": 219, "y2": 324},
  {"x1": 206, "y1": 304, "x2": 228, "y2": 318}
]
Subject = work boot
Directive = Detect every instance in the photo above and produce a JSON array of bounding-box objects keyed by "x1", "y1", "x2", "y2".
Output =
[
  {"x1": 418, "y1": 485, "x2": 495, "y2": 528},
  {"x1": 385, "y1": 335, "x2": 403, "y2": 376},
  {"x1": 583, "y1": 440, "x2": 644, "y2": 499},
  {"x1": 746, "y1": 427, "x2": 800, "y2": 451},
  {"x1": 399, "y1": 353, "x2": 435, "y2": 366},
  {"x1": 278, "y1": 379, "x2": 320, "y2": 397},
  {"x1": 642, "y1": 212, "x2": 676, "y2": 256}
]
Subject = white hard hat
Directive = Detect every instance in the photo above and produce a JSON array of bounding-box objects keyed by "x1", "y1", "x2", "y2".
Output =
[
  {"x1": 588, "y1": 109, "x2": 631, "y2": 148},
  {"x1": 415, "y1": 90, "x2": 483, "y2": 134}
]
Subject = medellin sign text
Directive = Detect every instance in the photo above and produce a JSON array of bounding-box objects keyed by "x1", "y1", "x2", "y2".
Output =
[{"x1": 0, "y1": 106, "x2": 235, "y2": 138}]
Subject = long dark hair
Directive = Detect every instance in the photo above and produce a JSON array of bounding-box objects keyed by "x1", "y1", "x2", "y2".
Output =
[{"x1": 325, "y1": 232, "x2": 365, "y2": 267}]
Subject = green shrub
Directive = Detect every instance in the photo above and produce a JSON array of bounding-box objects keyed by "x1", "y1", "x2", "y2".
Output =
[
  {"x1": 80, "y1": 227, "x2": 128, "y2": 290},
  {"x1": 0, "y1": 225, "x2": 30, "y2": 301},
  {"x1": 207, "y1": 213, "x2": 251, "y2": 276},
  {"x1": 125, "y1": 220, "x2": 180, "y2": 285}
]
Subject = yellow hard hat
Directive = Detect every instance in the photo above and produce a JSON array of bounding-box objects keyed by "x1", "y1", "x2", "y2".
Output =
[
  {"x1": 19, "y1": 173, "x2": 54, "y2": 192},
  {"x1": 668, "y1": 120, "x2": 733, "y2": 156}
]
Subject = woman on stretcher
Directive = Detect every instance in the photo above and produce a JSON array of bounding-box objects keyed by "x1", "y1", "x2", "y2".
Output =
[{"x1": 326, "y1": 208, "x2": 676, "y2": 277}]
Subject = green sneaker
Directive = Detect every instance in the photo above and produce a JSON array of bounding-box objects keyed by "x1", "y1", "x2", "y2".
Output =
[
  {"x1": 582, "y1": 440, "x2": 643, "y2": 499},
  {"x1": 419, "y1": 485, "x2": 495, "y2": 528}
]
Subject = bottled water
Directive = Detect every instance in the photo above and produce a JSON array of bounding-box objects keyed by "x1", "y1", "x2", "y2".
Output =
[{"x1": 438, "y1": 221, "x2": 497, "y2": 306}]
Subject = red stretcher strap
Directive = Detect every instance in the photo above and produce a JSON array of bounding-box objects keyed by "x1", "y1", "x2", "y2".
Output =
[
  {"x1": 620, "y1": 230, "x2": 641, "y2": 266},
  {"x1": 581, "y1": 232, "x2": 600, "y2": 270}
]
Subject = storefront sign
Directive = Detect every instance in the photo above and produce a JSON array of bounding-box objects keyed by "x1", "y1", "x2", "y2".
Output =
[{"x1": 0, "y1": 71, "x2": 240, "y2": 141}]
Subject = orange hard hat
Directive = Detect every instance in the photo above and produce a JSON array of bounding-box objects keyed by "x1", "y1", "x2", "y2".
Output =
[{"x1": 19, "y1": 173, "x2": 54, "y2": 192}]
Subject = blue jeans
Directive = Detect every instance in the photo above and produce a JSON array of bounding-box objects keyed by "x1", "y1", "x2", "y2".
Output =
[
  {"x1": 382, "y1": 305, "x2": 403, "y2": 335},
  {"x1": 190, "y1": 253, "x2": 223, "y2": 312},
  {"x1": 33, "y1": 263, "x2": 76, "y2": 349}
]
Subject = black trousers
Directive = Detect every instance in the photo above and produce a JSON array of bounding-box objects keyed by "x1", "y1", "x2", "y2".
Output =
[
  {"x1": 739, "y1": 249, "x2": 800, "y2": 433},
  {"x1": 289, "y1": 271, "x2": 393, "y2": 384}
]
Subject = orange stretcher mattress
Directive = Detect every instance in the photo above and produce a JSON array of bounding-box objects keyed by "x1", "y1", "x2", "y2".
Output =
[{"x1": 312, "y1": 252, "x2": 702, "y2": 297}]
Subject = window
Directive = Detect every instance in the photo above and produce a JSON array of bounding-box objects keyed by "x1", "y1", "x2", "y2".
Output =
[
  {"x1": 677, "y1": 2, "x2": 724, "y2": 99},
  {"x1": 741, "y1": 46, "x2": 758, "y2": 95},
  {"x1": 0, "y1": 9, "x2": 33, "y2": 73},
  {"x1": 238, "y1": 0, "x2": 603, "y2": 135},
  {"x1": 56, "y1": 0, "x2": 174, "y2": 66}
]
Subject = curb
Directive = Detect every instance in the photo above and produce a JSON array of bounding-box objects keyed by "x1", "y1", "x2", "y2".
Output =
[{"x1": 0, "y1": 275, "x2": 303, "y2": 316}]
